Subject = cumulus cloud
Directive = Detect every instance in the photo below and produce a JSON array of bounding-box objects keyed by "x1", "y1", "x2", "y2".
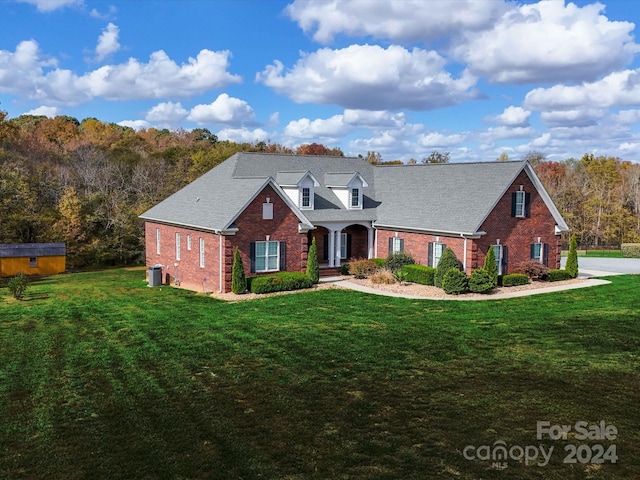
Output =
[
  {"x1": 23, "y1": 105, "x2": 59, "y2": 117},
  {"x1": 15, "y1": 0, "x2": 83, "y2": 12},
  {"x1": 217, "y1": 127, "x2": 269, "y2": 144},
  {"x1": 540, "y1": 108, "x2": 605, "y2": 127},
  {"x1": 95, "y1": 23, "x2": 121, "y2": 61},
  {"x1": 479, "y1": 126, "x2": 537, "y2": 143},
  {"x1": 489, "y1": 106, "x2": 531, "y2": 127},
  {"x1": 284, "y1": 115, "x2": 346, "y2": 139},
  {"x1": 118, "y1": 119, "x2": 151, "y2": 130},
  {"x1": 187, "y1": 93, "x2": 255, "y2": 126},
  {"x1": 418, "y1": 132, "x2": 467, "y2": 148},
  {"x1": 0, "y1": 42, "x2": 242, "y2": 104},
  {"x1": 257, "y1": 44, "x2": 478, "y2": 110},
  {"x1": 452, "y1": 1, "x2": 639, "y2": 84},
  {"x1": 145, "y1": 101, "x2": 188, "y2": 124},
  {"x1": 285, "y1": 0, "x2": 507, "y2": 44}
]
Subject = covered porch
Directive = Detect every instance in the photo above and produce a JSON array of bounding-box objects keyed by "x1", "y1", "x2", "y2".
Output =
[{"x1": 309, "y1": 222, "x2": 375, "y2": 272}]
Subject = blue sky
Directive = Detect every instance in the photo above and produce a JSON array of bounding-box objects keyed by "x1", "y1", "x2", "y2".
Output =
[{"x1": 2, "y1": 0, "x2": 640, "y2": 163}]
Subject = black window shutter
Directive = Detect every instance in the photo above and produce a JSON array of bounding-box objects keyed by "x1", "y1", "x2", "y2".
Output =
[
  {"x1": 399, "y1": 239, "x2": 404, "y2": 252},
  {"x1": 279, "y1": 242, "x2": 286, "y2": 271},
  {"x1": 502, "y1": 246, "x2": 508, "y2": 274},
  {"x1": 511, "y1": 192, "x2": 517, "y2": 217},
  {"x1": 530, "y1": 244, "x2": 535, "y2": 259},
  {"x1": 442, "y1": 243, "x2": 447, "y2": 251},
  {"x1": 388, "y1": 237, "x2": 393, "y2": 254},
  {"x1": 249, "y1": 242, "x2": 256, "y2": 273},
  {"x1": 428, "y1": 242, "x2": 433, "y2": 267},
  {"x1": 346, "y1": 233, "x2": 352, "y2": 259},
  {"x1": 323, "y1": 234, "x2": 329, "y2": 261},
  {"x1": 543, "y1": 243, "x2": 549, "y2": 266},
  {"x1": 525, "y1": 193, "x2": 531, "y2": 217}
]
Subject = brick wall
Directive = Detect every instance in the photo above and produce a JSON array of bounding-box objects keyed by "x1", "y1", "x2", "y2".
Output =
[{"x1": 475, "y1": 171, "x2": 561, "y2": 273}]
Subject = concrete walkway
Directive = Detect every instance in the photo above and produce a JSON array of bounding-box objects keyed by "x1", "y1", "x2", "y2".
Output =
[{"x1": 318, "y1": 276, "x2": 611, "y2": 301}]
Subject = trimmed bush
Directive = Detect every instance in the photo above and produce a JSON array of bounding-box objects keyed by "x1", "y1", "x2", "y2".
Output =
[
  {"x1": 565, "y1": 234, "x2": 579, "y2": 277},
  {"x1": 502, "y1": 273, "x2": 529, "y2": 287},
  {"x1": 442, "y1": 268, "x2": 468, "y2": 295},
  {"x1": 231, "y1": 247, "x2": 247, "y2": 294},
  {"x1": 371, "y1": 270, "x2": 396, "y2": 284},
  {"x1": 250, "y1": 272, "x2": 313, "y2": 294},
  {"x1": 348, "y1": 259, "x2": 378, "y2": 279},
  {"x1": 306, "y1": 237, "x2": 320, "y2": 284},
  {"x1": 483, "y1": 245, "x2": 498, "y2": 287},
  {"x1": 401, "y1": 264, "x2": 435, "y2": 285},
  {"x1": 340, "y1": 262, "x2": 350, "y2": 275},
  {"x1": 7, "y1": 272, "x2": 28, "y2": 300},
  {"x1": 434, "y1": 247, "x2": 463, "y2": 288},
  {"x1": 547, "y1": 269, "x2": 573, "y2": 282},
  {"x1": 517, "y1": 260, "x2": 549, "y2": 280},
  {"x1": 621, "y1": 243, "x2": 640, "y2": 258},
  {"x1": 372, "y1": 258, "x2": 386, "y2": 268},
  {"x1": 468, "y1": 269, "x2": 495, "y2": 294},
  {"x1": 384, "y1": 251, "x2": 415, "y2": 273}
]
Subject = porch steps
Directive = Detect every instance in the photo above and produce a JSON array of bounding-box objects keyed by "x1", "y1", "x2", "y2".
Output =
[{"x1": 319, "y1": 267, "x2": 342, "y2": 277}]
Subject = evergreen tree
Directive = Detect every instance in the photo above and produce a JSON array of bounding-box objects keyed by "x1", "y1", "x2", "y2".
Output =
[
  {"x1": 483, "y1": 245, "x2": 498, "y2": 286},
  {"x1": 434, "y1": 247, "x2": 463, "y2": 288},
  {"x1": 306, "y1": 237, "x2": 320, "y2": 284},
  {"x1": 231, "y1": 247, "x2": 247, "y2": 294},
  {"x1": 565, "y1": 234, "x2": 579, "y2": 278}
]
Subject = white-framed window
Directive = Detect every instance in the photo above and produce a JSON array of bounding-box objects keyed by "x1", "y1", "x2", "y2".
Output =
[
  {"x1": 199, "y1": 238, "x2": 205, "y2": 268},
  {"x1": 514, "y1": 190, "x2": 526, "y2": 218},
  {"x1": 494, "y1": 244, "x2": 504, "y2": 275},
  {"x1": 187, "y1": 235, "x2": 192, "y2": 251},
  {"x1": 393, "y1": 237, "x2": 403, "y2": 253},
  {"x1": 263, "y1": 201, "x2": 274, "y2": 220},
  {"x1": 350, "y1": 188, "x2": 360, "y2": 208},
  {"x1": 175, "y1": 233, "x2": 181, "y2": 260},
  {"x1": 340, "y1": 232, "x2": 347, "y2": 259},
  {"x1": 532, "y1": 242, "x2": 544, "y2": 263},
  {"x1": 156, "y1": 228, "x2": 161, "y2": 254},
  {"x1": 256, "y1": 240, "x2": 279, "y2": 272},
  {"x1": 433, "y1": 242, "x2": 444, "y2": 268},
  {"x1": 301, "y1": 187, "x2": 311, "y2": 208}
]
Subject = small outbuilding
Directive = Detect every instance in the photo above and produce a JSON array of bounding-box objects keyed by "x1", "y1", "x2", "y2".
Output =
[{"x1": 0, "y1": 243, "x2": 66, "y2": 277}]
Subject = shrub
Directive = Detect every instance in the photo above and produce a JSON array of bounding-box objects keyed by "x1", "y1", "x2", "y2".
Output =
[
  {"x1": 442, "y1": 268, "x2": 468, "y2": 295},
  {"x1": 306, "y1": 237, "x2": 320, "y2": 284},
  {"x1": 348, "y1": 259, "x2": 378, "y2": 279},
  {"x1": 483, "y1": 245, "x2": 498, "y2": 287},
  {"x1": 565, "y1": 234, "x2": 579, "y2": 277},
  {"x1": 502, "y1": 273, "x2": 529, "y2": 287},
  {"x1": 340, "y1": 262, "x2": 350, "y2": 275},
  {"x1": 517, "y1": 260, "x2": 549, "y2": 280},
  {"x1": 384, "y1": 251, "x2": 415, "y2": 273},
  {"x1": 401, "y1": 264, "x2": 435, "y2": 285},
  {"x1": 250, "y1": 272, "x2": 313, "y2": 294},
  {"x1": 371, "y1": 270, "x2": 396, "y2": 284},
  {"x1": 434, "y1": 247, "x2": 462, "y2": 288},
  {"x1": 371, "y1": 258, "x2": 386, "y2": 268},
  {"x1": 547, "y1": 269, "x2": 573, "y2": 282},
  {"x1": 468, "y1": 269, "x2": 495, "y2": 294},
  {"x1": 621, "y1": 243, "x2": 640, "y2": 258},
  {"x1": 231, "y1": 247, "x2": 247, "y2": 294},
  {"x1": 7, "y1": 272, "x2": 28, "y2": 300}
]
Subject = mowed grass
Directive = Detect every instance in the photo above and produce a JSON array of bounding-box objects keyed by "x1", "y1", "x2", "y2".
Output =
[{"x1": 1, "y1": 269, "x2": 639, "y2": 480}]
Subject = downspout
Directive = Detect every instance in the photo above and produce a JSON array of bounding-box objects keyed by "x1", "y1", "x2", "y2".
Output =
[
  {"x1": 219, "y1": 234, "x2": 223, "y2": 293},
  {"x1": 461, "y1": 234, "x2": 468, "y2": 273}
]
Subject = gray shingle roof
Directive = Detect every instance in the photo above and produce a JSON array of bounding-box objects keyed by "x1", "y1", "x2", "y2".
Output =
[
  {"x1": 140, "y1": 152, "x2": 568, "y2": 235},
  {"x1": 0, "y1": 243, "x2": 66, "y2": 258}
]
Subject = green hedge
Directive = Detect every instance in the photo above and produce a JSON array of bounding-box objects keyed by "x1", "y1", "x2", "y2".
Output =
[
  {"x1": 250, "y1": 272, "x2": 314, "y2": 294},
  {"x1": 442, "y1": 269, "x2": 468, "y2": 295},
  {"x1": 502, "y1": 273, "x2": 529, "y2": 287},
  {"x1": 468, "y1": 269, "x2": 495, "y2": 294},
  {"x1": 547, "y1": 269, "x2": 573, "y2": 282},
  {"x1": 621, "y1": 243, "x2": 640, "y2": 258},
  {"x1": 401, "y1": 264, "x2": 435, "y2": 285},
  {"x1": 372, "y1": 258, "x2": 386, "y2": 268}
]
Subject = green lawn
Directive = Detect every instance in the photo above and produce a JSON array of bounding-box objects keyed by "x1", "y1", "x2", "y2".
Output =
[
  {"x1": 562, "y1": 249, "x2": 624, "y2": 258},
  {"x1": 1, "y1": 268, "x2": 639, "y2": 479}
]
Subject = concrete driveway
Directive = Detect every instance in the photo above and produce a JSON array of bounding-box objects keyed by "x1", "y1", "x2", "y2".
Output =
[{"x1": 561, "y1": 256, "x2": 640, "y2": 277}]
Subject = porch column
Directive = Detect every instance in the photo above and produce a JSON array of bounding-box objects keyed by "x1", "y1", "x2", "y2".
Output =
[
  {"x1": 327, "y1": 229, "x2": 335, "y2": 267},
  {"x1": 334, "y1": 230, "x2": 342, "y2": 266},
  {"x1": 367, "y1": 226, "x2": 374, "y2": 259}
]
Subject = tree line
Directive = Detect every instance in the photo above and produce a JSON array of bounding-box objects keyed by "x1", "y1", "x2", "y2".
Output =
[{"x1": 0, "y1": 111, "x2": 638, "y2": 268}]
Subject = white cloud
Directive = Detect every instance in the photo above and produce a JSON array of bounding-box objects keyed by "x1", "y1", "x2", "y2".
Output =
[
  {"x1": 0, "y1": 42, "x2": 242, "y2": 104},
  {"x1": 540, "y1": 108, "x2": 605, "y2": 127},
  {"x1": 118, "y1": 119, "x2": 150, "y2": 130},
  {"x1": 418, "y1": 132, "x2": 467, "y2": 148},
  {"x1": 452, "y1": 1, "x2": 639, "y2": 83},
  {"x1": 257, "y1": 44, "x2": 478, "y2": 110},
  {"x1": 342, "y1": 109, "x2": 406, "y2": 129},
  {"x1": 479, "y1": 126, "x2": 537, "y2": 143},
  {"x1": 285, "y1": 0, "x2": 507, "y2": 44},
  {"x1": 525, "y1": 69, "x2": 640, "y2": 111},
  {"x1": 95, "y1": 23, "x2": 120, "y2": 61},
  {"x1": 490, "y1": 106, "x2": 530, "y2": 127},
  {"x1": 284, "y1": 115, "x2": 346, "y2": 139},
  {"x1": 217, "y1": 127, "x2": 269, "y2": 144},
  {"x1": 16, "y1": 0, "x2": 83, "y2": 12},
  {"x1": 23, "y1": 105, "x2": 59, "y2": 117},
  {"x1": 145, "y1": 102, "x2": 188, "y2": 124},
  {"x1": 187, "y1": 93, "x2": 255, "y2": 126}
]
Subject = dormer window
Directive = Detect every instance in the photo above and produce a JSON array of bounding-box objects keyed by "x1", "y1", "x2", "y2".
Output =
[
  {"x1": 301, "y1": 187, "x2": 311, "y2": 208},
  {"x1": 351, "y1": 188, "x2": 360, "y2": 208}
]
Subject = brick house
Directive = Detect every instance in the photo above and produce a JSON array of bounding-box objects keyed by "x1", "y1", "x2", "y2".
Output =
[{"x1": 139, "y1": 152, "x2": 569, "y2": 293}]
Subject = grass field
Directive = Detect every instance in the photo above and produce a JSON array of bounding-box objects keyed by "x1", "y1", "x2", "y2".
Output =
[
  {"x1": 1, "y1": 268, "x2": 639, "y2": 479},
  {"x1": 562, "y1": 249, "x2": 624, "y2": 258}
]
